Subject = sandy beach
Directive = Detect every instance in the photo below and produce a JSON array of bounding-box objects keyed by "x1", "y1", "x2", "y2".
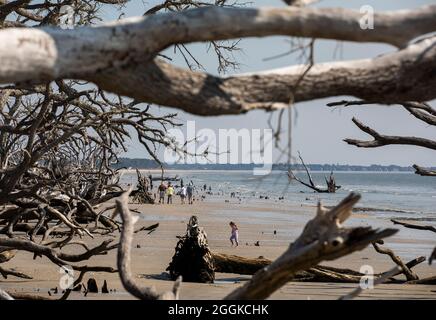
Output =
[{"x1": 1, "y1": 194, "x2": 435, "y2": 300}]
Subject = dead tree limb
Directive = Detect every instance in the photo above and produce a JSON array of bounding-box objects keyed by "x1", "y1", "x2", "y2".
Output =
[
  {"x1": 213, "y1": 252, "x2": 425, "y2": 283},
  {"x1": 89, "y1": 37, "x2": 436, "y2": 116},
  {"x1": 345, "y1": 118, "x2": 436, "y2": 150},
  {"x1": 390, "y1": 219, "x2": 436, "y2": 266},
  {"x1": 6, "y1": 292, "x2": 52, "y2": 300},
  {"x1": 391, "y1": 219, "x2": 436, "y2": 233},
  {"x1": 413, "y1": 165, "x2": 436, "y2": 177},
  {"x1": 329, "y1": 100, "x2": 436, "y2": 176},
  {"x1": 288, "y1": 152, "x2": 340, "y2": 193},
  {"x1": 116, "y1": 189, "x2": 181, "y2": 300},
  {"x1": 0, "y1": 238, "x2": 117, "y2": 265},
  {"x1": 1, "y1": 5, "x2": 434, "y2": 84},
  {"x1": 0, "y1": 266, "x2": 32, "y2": 279},
  {"x1": 406, "y1": 276, "x2": 436, "y2": 285},
  {"x1": 0, "y1": 8, "x2": 435, "y2": 115},
  {"x1": 372, "y1": 241, "x2": 418, "y2": 281},
  {"x1": 224, "y1": 193, "x2": 397, "y2": 300},
  {"x1": 0, "y1": 248, "x2": 15, "y2": 263}
]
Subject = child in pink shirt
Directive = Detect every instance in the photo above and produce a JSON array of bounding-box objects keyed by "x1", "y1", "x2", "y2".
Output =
[{"x1": 229, "y1": 221, "x2": 239, "y2": 247}]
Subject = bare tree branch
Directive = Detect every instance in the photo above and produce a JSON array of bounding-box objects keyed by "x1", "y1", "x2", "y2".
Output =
[
  {"x1": 116, "y1": 189, "x2": 181, "y2": 300},
  {"x1": 0, "y1": 5, "x2": 434, "y2": 89},
  {"x1": 391, "y1": 219, "x2": 436, "y2": 233},
  {"x1": 372, "y1": 241, "x2": 418, "y2": 281},
  {"x1": 345, "y1": 117, "x2": 436, "y2": 150}
]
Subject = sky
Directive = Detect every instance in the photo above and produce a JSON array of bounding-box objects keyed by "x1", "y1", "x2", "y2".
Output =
[{"x1": 101, "y1": 0, "x2": 436, "y2": 166}]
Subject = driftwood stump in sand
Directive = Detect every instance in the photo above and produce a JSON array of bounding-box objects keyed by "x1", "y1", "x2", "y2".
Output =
[
  {"x1": 167, "y1": 216, "x2": 215, "y2": 283},
  {"x1": 130, "y1": 169, "x2": 154, "y2": 204}
]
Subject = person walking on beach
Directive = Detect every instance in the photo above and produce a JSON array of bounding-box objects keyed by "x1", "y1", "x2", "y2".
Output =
[
  {"x1": 187, "y1": 183, "x2": 194, "y2": 204},
  {"x1": 166, "y1": 182, "x2": 174, "y2": 204},
  {"x1": 158, "y1": 181, "x2": 167, "y2": 204},
  {"x1": 180, "y1": 185, "x2": 187, "y2": 204},
  {"x1": 229, "y1": 221, "x2": 239, "y2": 247}
]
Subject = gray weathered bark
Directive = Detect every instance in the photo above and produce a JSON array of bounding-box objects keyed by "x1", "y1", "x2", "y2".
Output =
[{"x1": 0, "y1": 6, "x2": 435, "y2": 116}]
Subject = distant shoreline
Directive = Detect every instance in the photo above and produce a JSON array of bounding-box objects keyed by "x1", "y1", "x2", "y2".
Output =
[
  {"x1": 119, "y1": 168, "x2": 419, "y2": 174},
  {"x1": 114, "y1": 158, "x2": 433, "y2": 172}
]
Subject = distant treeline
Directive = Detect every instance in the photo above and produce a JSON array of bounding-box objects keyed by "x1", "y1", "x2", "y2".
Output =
[{"x1": 113, "y1": 158, "x2": 433, "y2": 172}]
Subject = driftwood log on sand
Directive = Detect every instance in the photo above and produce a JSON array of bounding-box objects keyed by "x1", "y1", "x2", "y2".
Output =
[{"x1": 212, "y1": 252, "x2": 425, "y2": 283}]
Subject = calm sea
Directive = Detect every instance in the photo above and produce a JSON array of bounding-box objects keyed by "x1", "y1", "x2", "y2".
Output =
[{"x1": 121, "y1": 170, "x2": 436, "y2": 220}]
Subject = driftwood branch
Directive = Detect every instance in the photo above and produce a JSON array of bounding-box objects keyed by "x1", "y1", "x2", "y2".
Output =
[
  {"x1": 372, "y1": 241, "x2": 418, "y2": 281},
  {"x1": 1, "y1": 5, "x2": 434, "y2": 82},
  {"x1": 0, "y1": 238, "x2": 117, "y2": 265},
  {"x1": 345, "y1": 117, "x2": 436, "y2": 150},
  {"x1": 224, "y1": 193, "x2": 397, "y2": 300},
  {"x1": 88, "y1": 37, "x2": 436, "y2": 115},
  {"x1": 413, "y1": 165, "x2": 436, "y2": 177},
  {"x1": 328, "y1": 100, "x2": 436, "y2": 177},
  {"x1": 288, "y1": 152, "x2": 340, "y2": 193},
  {"x1": 116, "y1": 189, "x2": 181, "y2": 300},
  {"x1": 390, "y1": 219, "x2": 436, "y2": 234},
  {"x1": 213, "y1": 252, "x2": 425, "y2": 283},
  {"x1": 0, "y1": 7, "x2": 435, "y2": 115},
  {"x1": 0, "y1": 266, "x2": 32, "y2": 279}
]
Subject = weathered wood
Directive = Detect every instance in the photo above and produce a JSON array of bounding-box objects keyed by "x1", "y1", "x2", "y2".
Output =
[
  {"x1": 406, "y1": 276, "x2": 436, "y2": 285},
  {"x1": 213, "y1": 253, "x2": 271, "y2": 275},
  {"x1": 167, "y1": 216, "x2": 215, "y2": 283},
  {"x1": 0, "y1": 266, "x2": 32, "y2": 279},
  {"x1": 372, "y1": 242, "x2": 418, "y2": 281},
  {"x1": 288, "y1": 153, "x2": 340, "y2": 193},
  {"x1": 212, "y1": 253, "x2": 425, "y2": 283},
  {"x1": 0, "y1": 7, "x2": 435, "y2": 115},
  {"x1": 116, "y1": 189, "x2": 180, "y2": 300},
  {"x1": 391, "y1": 219, "x2": 436, "y2": 233},
  {"x1": 0, "y1": 249, "x2": 16, "y2": 263},
  {"x1": 1, "y1": 5, "x2": 435, "y2": 83},
  {"x1": 130, "y1": 169, "x2": 154, "y2": 204}
]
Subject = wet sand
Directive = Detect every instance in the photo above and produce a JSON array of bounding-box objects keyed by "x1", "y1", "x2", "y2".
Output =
[{"x1": 1, "y1": 196, "x2": 435, "y2": 300}]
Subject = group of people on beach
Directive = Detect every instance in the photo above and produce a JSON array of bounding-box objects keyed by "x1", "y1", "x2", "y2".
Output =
[{"x1": 157, "y1": 181, "x2": 194, "y2": 205}]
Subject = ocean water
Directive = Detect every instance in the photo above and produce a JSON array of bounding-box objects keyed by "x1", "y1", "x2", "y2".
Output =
[{"x1": 121, "y1": 170, "x2": 436, "y2": 219}]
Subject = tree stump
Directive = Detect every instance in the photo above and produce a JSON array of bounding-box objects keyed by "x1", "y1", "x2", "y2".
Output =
[
  {"x1": 166, "y1": 216, "x2": 215, "y2": 283},
  {"x1": 130, "y1": 169, "x2": 155, "y2": 204}
]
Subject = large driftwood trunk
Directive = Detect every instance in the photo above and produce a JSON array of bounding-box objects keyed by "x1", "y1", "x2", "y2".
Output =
[
  {"x1": 212, "y1": 251, "x2": 425, "y2": 283},
  {"x1": 166, "y1": 216, "x2": 215, "y2": 283}
]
